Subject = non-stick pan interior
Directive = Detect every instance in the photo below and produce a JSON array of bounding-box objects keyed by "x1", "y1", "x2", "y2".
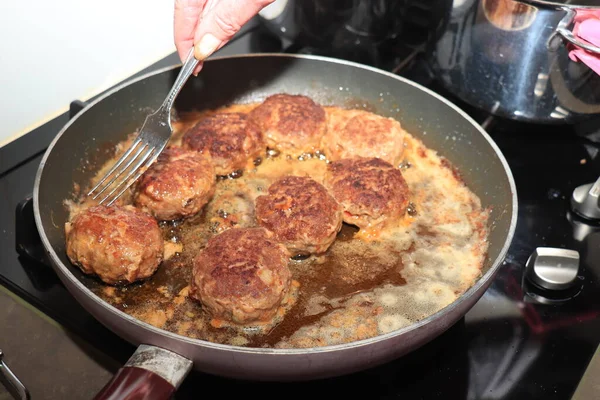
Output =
[{"x1": 36, "y1": 54, "x2": 515, "y2": 305}]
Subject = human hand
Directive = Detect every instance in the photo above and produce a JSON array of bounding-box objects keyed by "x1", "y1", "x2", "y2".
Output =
[
  {"x1": 174, "y1": 0, "x2": 275, "y2": 75},
  {"x1": 568, "y1": 9, "x2": 600, "y2": 76}
]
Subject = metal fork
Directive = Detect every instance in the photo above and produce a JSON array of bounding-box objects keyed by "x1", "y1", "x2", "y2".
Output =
[{"x1": 88, "y1": 49, "x2": 200, "y2": 206}]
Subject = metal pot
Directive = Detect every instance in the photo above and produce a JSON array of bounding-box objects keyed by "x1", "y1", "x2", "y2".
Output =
[
  {"x1": 258, "y1": 0, "x2": 405, "y2": 46},
  {"x1": 258, "y1": 0, "x2": 452, "y2": 66},
  {"x1": 428, "y1": 0, "x2": 600, "y2": 124},
  {"x1": 33, "y1": 54, "x2": 517, "y2": 398}
]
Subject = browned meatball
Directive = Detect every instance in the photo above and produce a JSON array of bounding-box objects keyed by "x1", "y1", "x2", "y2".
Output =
[
  {"x1": 323, "y1": 157, "x2": 410, "y2": 230},
  {"x1": 322, "y1": 108, "x2": 406, "y2": 166},
  {"x1": 190, "y1": 227, "x2": 292, "y2": 325},
  {"x1": 249, "y1": 94, "x2": 327, "y2": 154},
  {"x1": 255, "y1": 176, "x2": 343, "y2": 255},
  {"x1": 182, "y1": 113, "x2": 264, "y2": 175},
  {"x1": 134, "y1": 147, "x2": 216, "y2": 221},
  {"x1": 65, "y1": 205, "x2": 164, "y2": 285}
]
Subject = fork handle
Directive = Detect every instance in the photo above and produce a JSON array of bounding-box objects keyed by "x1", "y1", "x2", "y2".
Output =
[{"x1": 158, "y1": 48, "x2": 201, "y2": 122}]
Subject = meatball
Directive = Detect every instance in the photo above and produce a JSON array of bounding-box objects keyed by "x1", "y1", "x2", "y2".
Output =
[
  {"x1": 134, "y1": 147, "x2": 216, "y2": 221},
  {"x1": 255, "y1": 175, "x2": 343, "y2": 255},
  {"x1": 190, "y1": 227, "x2": 292, "y2": 325},
  {"x1": 322, "y1": 109, "x2": 406, "y2": 166},
  {"x1": 65, "y1": 205, "x2": 164, "y2": 285},
  {"x1": 249, "y1": 94, "x2": 327, "y2": 154},
  {"x1": 323, "y1": 157, "x2": 410, "y2": 230},
  {"x1": 182, "y1": 113, "x2": 264, "y2": 175}
]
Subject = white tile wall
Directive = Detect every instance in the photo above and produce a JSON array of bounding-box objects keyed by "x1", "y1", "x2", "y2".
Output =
[{"x1": 0, "y1": 0, "x2": 177, "y2": 147}]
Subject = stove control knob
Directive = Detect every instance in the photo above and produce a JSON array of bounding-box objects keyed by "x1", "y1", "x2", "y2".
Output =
[
  {"x1": 525, "y1": 247, "x2": 580, "y2": 291},
  {"x1": 572, "y1": 177, "x2": 600, "y2": 220}
]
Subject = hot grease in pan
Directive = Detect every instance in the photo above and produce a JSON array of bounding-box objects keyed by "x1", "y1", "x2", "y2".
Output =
[{"x1": 64, "y1": 94, "x2": 489, "y2": 349}]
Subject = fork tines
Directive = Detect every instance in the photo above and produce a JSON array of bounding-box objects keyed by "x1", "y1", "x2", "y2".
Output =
[{"x1": 87, "y1": 139, "x2": 158, "y2": 206}]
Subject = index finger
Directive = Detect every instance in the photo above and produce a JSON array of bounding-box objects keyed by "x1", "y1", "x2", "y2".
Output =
[{"x1": 174, "y1": 0, "x2": 207, "y2": 62}]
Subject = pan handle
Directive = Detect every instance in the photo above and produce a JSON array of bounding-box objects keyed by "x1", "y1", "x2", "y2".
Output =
[{"x1": 94, "y1": 345, "x2": 193, "y2": 400}]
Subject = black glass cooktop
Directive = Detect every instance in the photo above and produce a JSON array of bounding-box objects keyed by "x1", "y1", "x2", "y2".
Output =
[{"x1": 1, "y1": 21, "x2": 600, "y2": 400}]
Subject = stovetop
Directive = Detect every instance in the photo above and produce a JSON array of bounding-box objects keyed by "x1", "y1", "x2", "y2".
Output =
[{"x1": 2, "y1": 20, "x2": 600, "y2": 400}]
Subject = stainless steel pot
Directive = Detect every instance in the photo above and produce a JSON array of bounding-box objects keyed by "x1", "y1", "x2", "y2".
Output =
[
  {"x1": 33, "y1": 54, "x2": 517, "y2": 399},
  {"x1": 428, "y1": 0, "x2": 600, "y2": 124}
]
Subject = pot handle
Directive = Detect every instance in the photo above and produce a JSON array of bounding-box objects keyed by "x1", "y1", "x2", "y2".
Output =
[
  {"x1": 94, "y1": 345, "x2": 193, "y2": 400},
  {"x1": 556, "y1": 8, "x2": 600, "y2": 55}
]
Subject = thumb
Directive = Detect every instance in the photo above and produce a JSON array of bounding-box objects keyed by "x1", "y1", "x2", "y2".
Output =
[{"x1": 193, "y1": 0, "x2": 274, "y2": 60}]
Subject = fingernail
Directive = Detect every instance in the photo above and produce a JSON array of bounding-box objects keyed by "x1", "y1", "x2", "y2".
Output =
[{"x1": 195, "y1": 34, "x2": 221, "y2": 61}]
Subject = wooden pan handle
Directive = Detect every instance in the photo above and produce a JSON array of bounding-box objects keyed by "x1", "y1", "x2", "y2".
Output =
[{"x1": 94, "y1": 345, "x2": 193, "y2": 400}]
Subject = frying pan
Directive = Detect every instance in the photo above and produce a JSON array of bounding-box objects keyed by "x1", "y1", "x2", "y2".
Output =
[{"x1": 33, "y1": 54, "x2": 518, "y2": 399}]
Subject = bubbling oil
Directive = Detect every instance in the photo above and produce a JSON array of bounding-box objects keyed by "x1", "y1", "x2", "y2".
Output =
[{"x1": 72, "y1": 102, "x2": 489, "y2": 349}]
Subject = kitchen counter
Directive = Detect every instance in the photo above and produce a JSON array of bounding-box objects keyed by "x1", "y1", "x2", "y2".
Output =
[{"x1": 0, "y1": 287, "x2": 115, "y2": 399}]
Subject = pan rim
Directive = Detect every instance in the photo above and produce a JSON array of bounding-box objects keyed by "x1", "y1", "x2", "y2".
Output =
[{"x1": 33, "y1": 52, "x2": 518, "y2": 356}]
